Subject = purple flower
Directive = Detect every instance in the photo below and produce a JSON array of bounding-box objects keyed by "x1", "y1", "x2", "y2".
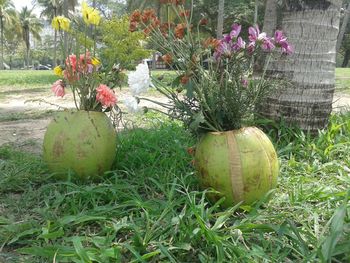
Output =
[
  {"x1": 247, "y1": 42, "x2": 255, "y2": 54},
  {"x1": 248, "y1": 25, "x2": 260, "y2": 42},
  {"x1": 282, "y1": 44, "x2": 293, "y2": 55},
  {"x1": 241, "y1": 78, "x2": 248, "y2": 87},
  {"x1": 262, "y1": 37, "x2": 275, "y2": 51},
  {"x1": 232, "y1": 37, "x2": 246, "y2": 51},
  {"x1": 223, "y1": 34, "x2": 231, "y2": 43},
  {"x1": 274, "y1": 30, "x2": 286, "y2": 44},
  {"x1": 230, "y1": 23, "x2": 241, "y2": 38},
  {"x1": 217, "y1": 41, "x2": 232, "y2": 57},
  {"x1": 273, "y1": 30, "x2": 293, "y2": 54}
]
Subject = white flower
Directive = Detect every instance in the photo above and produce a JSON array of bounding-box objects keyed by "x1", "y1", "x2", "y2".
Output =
[
  {"x1": 124, "y1": 96, "x2": 139, "y2": 113},
  {"x1": 128, "y1": 62, "x2": 151, "y2": 96}
]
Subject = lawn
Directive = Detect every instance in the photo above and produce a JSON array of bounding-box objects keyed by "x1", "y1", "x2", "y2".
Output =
[
  {"x1": 335, "y1": 68, "x2": 350, "y2": 94},
  {"x1": 0, "y1": 70, "x2": 349, "y2": 262}
]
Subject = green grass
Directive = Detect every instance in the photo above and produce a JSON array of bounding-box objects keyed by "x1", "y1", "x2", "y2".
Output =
[
  {"x1": 335, "y1": 68, "x2": 350, "y2": 94},
  {"x1": 0, "y1": 112, "x2": 349, "y2": 262},
  {"x1": 0, "y1": 70, "x2": 58, "y2": 88}
]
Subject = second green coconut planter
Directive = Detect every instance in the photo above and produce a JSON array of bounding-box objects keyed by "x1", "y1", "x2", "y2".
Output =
[{"x1": 195, "y1": 127, "x2": 279, "y2": 207}]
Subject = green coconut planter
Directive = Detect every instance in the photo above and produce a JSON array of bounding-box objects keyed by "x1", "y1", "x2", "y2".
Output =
[
  {"x1": 195, "y1": 127, "x2": 279, "y2": 207},
  {"x1": 43, "y1": 110, "x2": 117, "y2": 179}
]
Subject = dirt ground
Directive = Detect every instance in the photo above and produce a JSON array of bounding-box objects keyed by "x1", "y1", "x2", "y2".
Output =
[
  {"x1": 0, "y1": 91, "x2": 349, "y2": 155},
  {"x1": 0, "y1": 90, "x2": 169, "y2": 155}
]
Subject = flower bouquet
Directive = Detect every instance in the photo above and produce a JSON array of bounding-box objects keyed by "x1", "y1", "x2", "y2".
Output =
[
  {"x1": 43, "y1": 2, "x2": 120, "y2": 179},
  {"x1": 128, "y1": 1, "x2": 293, "y2": 206}
]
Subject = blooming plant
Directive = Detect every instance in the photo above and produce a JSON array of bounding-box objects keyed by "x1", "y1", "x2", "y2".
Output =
[
  {"x1": 50, "y1": 2, "x2": 122, "y2": 112},
  {"x1": 128, "y1": 2, "x2": 292, "y2": 134}
]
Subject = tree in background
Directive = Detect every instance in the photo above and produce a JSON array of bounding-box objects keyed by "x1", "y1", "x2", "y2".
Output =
[
  {"x1": 18, "y1": 6, "x2": 43, "y2": 68},
  {"x1": 37, "y1": 0, "x2": 63, "y2": 67},
  {"x1": 216, "y1": 0, "x2": 225, "y2": 38},
  {"x1": 0, "y1": 0, "x2": 16, "y2": 69},
  {"x1": 100, "y1": 16, "x2": 151, "y2": 70},
  {"x1": 262, "y1": 0, "x2": 342, "y2": 133},
  {"x1": 3, "y1": 11, "x2": 21, "y2": 69}
]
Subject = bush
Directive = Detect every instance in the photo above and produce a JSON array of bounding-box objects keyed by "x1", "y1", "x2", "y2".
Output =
[{"x1": 100, "y1": 16, "x2": 151, "y2": 70}]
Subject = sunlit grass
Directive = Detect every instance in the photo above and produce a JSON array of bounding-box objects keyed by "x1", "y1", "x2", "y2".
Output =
[{"x1": 0, "y1": 112, "x2": 349, "y2": 262}]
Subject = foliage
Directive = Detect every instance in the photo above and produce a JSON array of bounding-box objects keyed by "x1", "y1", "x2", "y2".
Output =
[
  {"x1": 128, "y1": 3, "x2": 291, "y2": 134},
  {"x1": 0, "y1": 112, "x2": 349, "y2": 262},
  {"x1": 100, "y1": 16, "x2": 151, "y2": 70}
]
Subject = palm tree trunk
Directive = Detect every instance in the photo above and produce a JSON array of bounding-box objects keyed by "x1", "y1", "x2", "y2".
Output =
[
  {"x1": 53, "y1": 7, "x2": 57, "y2": 67},
  {"x1": 216, "y1": 0, "x2": 224, "y2": 39},
  {"x1": 63, "y1": 0, "x2": 68, "y2": 59},
  {"x1": 26, "y1": 46, "x2": 30, "y2": 69},
  {"x1": 263, "y1": 0, "x2": 342, "y2": 133},
  {"x1": 342, "y1": 48, "x2": 350, "y2": 67},
  {"x1": 254, "y1": 0, "x2": 258, "y2": 24},
  {"x1": 0, "y1": 16, "x2": 4, "y2": 70},
  {"x1": 336, "y1": 3, "x2": 350, "y2": 52},
  {"x1": 262, "y1": 0, "x2": 277, "y2": 36}
]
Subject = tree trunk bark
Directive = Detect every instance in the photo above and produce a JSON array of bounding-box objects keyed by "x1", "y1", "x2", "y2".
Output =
[
  {"x1": 263, "y1": 0, "x2": 342, "y2": 133},
  {"x1": 216, "y1": 0, "x2": 224, "y2": 39},
  {"x1": 63, "y1": 0, "x2": 68, "y2": 60},
  {"x1": 254, "y1": 0, "x2": 258, "y2": 25},
  {"x1": 53, "y1": 7, "x2": 57, "y2": 67},
  {"x1": 0, "y1": 16, "x2": 4, "y2": 70},
  {"x1": 342, "y1": 48, "x2": 350, "y2": 67},
  {"x1": 262, "y1": 0, "x2": 277, "y2": 36},
  {"x1": 336, "y1": 3, "x2": 350, "y2": 52}
]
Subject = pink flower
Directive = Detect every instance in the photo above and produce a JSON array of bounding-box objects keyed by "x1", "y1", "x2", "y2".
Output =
[
  {"x1": 65, "y1": 54, "x2": 77, "y2": 72},
  {"x1": 262, "y1": 37, "x2": 275, "y2": 51},
  {"x1": 51, "y1": 80, "x2": 65, "y2": 97},
  {"x1": 249, "y1": 25, "x2": 267, "y2": 45},
  {"x1": 96, "y1": 84, "x2": 117, "y2": 107},
  {"x1": 232, "y1": 37, "x2": 246, "y2": 51},
  {"x1": 247, "y1": 42, "x2": 255, "y2": 54},
  {"x1": 274, "y1": 30, "x2": 293, "y2": 55},
  {"x1": 241, "y1": 78, "x2": 248, "y2": 87},
  {"x1": 230, "y1": 23, "x2": 241, "y2": 38}
]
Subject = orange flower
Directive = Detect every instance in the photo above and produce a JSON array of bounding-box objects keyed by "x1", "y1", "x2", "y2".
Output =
[
  {"x1": 142, "y1": 8, "x2": 156, "y2": 23},
  {"x1": 160, "y1": 22, "x2": 174, "y2": 36},
  {"x1": 151, "y1": 18, "x2": 160, "y2": 29},
  {"x1": 180, "y1": 10, "x2": 190, "y2": 17},
  {"x1": 130, "y1": 10, "x2": 141, "y2": 23},
  {"x1": 180, "y1": 75, "x2": 190, "y2": 85},
  {"x1": 162, "y1": 53, "x2": 173, "y2": 64},
  {"x1": 143, "y1": 26, "x2": 151, "y2": 35},
  {"x1": 175, "y1": 23, "x2": 187, "y2": 39},
  {"x1": 174, "y1": 0, "x2": 185, "y2": 5},
  {"x1": 203, "y1": 37, "x2": 220, "y2": 49}
]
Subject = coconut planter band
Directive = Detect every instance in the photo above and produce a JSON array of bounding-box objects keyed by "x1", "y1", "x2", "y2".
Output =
[
  {"x1": 195, "y1": 127, "x2": 279, "y2": 207},
  {"x1": 43, "y1": 111, "x2": 117, "y2": 179}
]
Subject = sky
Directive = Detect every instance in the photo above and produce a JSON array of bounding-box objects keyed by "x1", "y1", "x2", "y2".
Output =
[{"x1": 13, "y1": 0, "x2": 41, "y2": 15}]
